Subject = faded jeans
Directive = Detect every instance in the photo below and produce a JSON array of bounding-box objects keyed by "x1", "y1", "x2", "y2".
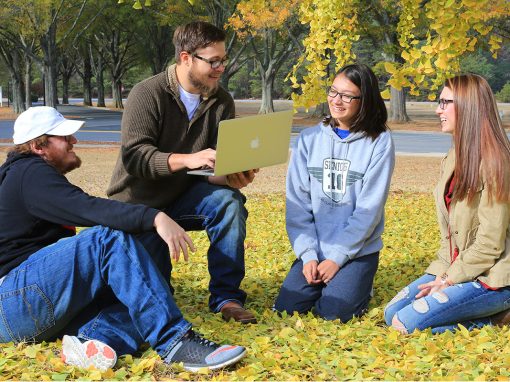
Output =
[
  {"x1": 0, "y1": 226, "x2": 190, "y2": 357},
  {"x1": 138, "y1": 181, "x2": 249, "y2": 312},
  {"x1": 384, "y1": 273, "x2": 510, "y2": 334}
]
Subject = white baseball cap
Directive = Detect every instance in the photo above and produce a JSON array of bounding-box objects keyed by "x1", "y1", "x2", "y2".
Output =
[{"x1": 13, "y1": 106, "x2": 85, "y2": 144}]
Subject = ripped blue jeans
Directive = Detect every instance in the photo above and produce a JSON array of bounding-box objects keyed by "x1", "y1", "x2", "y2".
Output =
[{"x1": 384, "y1": 274, "x2": 510, "y2": 334}]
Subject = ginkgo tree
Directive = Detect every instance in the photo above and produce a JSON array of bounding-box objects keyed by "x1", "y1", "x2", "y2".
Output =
[
  {"x1": 228, "y1": 0, "x2": 305, "y2": 114},
  {"x1": 291, "y1": 0, "x2": 510, "y2": 122}
]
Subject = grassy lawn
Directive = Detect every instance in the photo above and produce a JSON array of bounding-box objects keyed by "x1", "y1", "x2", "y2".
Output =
[{"x1": 1, "y1": 191, "x2": 510, "y2": 380}]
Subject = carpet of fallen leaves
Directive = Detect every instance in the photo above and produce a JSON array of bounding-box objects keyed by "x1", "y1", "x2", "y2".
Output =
[{"x1": 2, "y1": 192, "x2": 510, "y2": 381}]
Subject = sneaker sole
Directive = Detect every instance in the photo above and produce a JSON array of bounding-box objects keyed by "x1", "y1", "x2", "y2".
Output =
[
  {"x1": 183, "y1": 349, "x2": 247, "y2": 372},
  {"x1": 61, "y1": 335, "x2": 117, "y2": 371}
]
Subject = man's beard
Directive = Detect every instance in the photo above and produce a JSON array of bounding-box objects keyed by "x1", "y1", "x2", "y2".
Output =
[
  {"x1": 188, "y1": 68, "x2": 218, "y2": 95},
  {"x1": 48, "y1": 154, "x2": 82, "y2": 174}
]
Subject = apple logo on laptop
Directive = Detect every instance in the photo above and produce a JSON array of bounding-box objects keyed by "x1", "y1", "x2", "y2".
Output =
[{"x1": 250, "y1": 137, "x2": 260, "y2": 149}]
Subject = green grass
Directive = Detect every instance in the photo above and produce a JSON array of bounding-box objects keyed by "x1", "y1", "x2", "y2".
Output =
[{"x1": 2, "y1": 192, "x2": 510, "y2": 380}]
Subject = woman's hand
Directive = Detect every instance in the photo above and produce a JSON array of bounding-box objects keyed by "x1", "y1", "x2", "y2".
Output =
[
  {"x1": 415, "y1": 275, "x2": 451, "y2": 298},
  {"x1": 153, "y1": 212, "x2": 196, "y2": 262},
  {"x1": 317, "y1": 259, "x2": 340, "y2": 284},
  {"x1": 303, "y1": 260, "x2": 321, "y2": 285}
]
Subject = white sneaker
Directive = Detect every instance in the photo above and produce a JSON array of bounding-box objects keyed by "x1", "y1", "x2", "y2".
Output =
[{"x1": 61, "y1": 335, "x2": 117, "y2": 371}]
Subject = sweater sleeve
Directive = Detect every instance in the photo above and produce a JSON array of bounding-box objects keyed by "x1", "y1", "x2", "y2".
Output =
[
  {"x1": 22, "y1": 161, "x2": 159, "y2": 233},
  {"x1": 120, "y1": 82, "x2": 173, "y2": 179},
  {"x1": 285, "y1": 132, "x2": 319, "y2": 264},
  {"x1": 328, "y1": 133, "x2": 395, "y2": 267}
]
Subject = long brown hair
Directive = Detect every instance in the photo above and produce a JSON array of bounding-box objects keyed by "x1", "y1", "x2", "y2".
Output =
[{"x1": 447, "y1": 74, "x2": 510, "y2": 204}]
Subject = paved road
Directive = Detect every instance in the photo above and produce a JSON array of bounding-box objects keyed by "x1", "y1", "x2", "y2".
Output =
[{"x1": 0, "y1": 104, "x2": 456, "y2": 155}]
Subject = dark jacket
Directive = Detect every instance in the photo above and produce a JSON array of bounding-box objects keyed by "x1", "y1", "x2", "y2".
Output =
[
  {"x1": 0, "y1": 152, "x2": 159, "y2": 277},
  {"x1": 107, "y1": 64, "x2": 235, "y2": 208}
]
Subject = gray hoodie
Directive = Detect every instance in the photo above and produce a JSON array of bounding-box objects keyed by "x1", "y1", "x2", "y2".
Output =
[{"x1": 286, "y1": 122, "x2": 395, "y2": 267}]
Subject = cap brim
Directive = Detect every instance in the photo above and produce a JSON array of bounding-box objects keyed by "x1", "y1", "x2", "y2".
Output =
[{"x1": 46, "y1": 119, "x2": 84, "y2": 137}]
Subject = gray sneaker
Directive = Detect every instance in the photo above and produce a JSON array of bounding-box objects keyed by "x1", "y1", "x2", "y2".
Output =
[{"x1": 164, "y1": 330, "x2": 246, "y2": 372}]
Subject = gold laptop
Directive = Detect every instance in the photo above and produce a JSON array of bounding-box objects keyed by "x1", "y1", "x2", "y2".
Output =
[{"x1": 187, "y1": 110, "x2": 293, "y2": 176}]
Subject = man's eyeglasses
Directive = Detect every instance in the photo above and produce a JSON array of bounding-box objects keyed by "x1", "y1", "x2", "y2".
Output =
[
  {"x1": 327, "y1": 88, "x2": 361, "y2": 103},
  {"x1": 192, "y1": 53, "x2": 229, "y2": 69},
  {"x1": 438, "y1": 98, "x2": 454, "y2": 110}
]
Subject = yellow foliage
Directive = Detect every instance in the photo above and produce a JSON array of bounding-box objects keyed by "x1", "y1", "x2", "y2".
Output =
[
  {"x1": 228, "y1": 0, "x2": 301, "y2": 38},
  {"x1": 292, "y1": 0, "x2": 509, "y2": 105},
  {"x1": 290, "y1": 0, "x2": 360, "y2": 109},
  {"x1": 3, "y1": 194, "x2": 510, "y2": 380}
]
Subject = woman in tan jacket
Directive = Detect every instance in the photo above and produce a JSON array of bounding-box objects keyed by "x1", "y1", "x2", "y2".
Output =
[{"x1": 384, "y1": 74, "x2": 510, "y2": 334}]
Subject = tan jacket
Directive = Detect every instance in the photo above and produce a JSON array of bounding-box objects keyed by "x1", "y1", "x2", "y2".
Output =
[{"x1": 426, "y1": 149, "x2": 510, "y2": 287}]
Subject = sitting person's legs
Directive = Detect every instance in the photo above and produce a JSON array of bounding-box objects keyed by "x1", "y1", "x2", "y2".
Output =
[
  {"x1": 384, "y1": 274, "x2": 435, "y2": 327},
  {"x1": 274, "y1": 259, "x2": 323, "y2": 315},
  {"x1": 385, "y1": 274, "x2": 510, "y2": 334},
  {"x1": 275, "y1": 253, "x2": 379, "y2": 321},
  {"x1": 0, "y1": 226, "x2": 245, "y2": 371},
  {"x1": 167, "y1": 181, "x2": 249, "y2": 313},
  {"x1": 314, "y1": 253, "x2": 379, "y2": 321}
]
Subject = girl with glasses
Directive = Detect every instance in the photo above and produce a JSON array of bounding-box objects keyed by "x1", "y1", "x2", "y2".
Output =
[
  {"x1": 385, "y1": 74, "x2": 510, "y2": 334},
  {"x1": 274, "y1": 63, "x2": 395, "y2": 321}
]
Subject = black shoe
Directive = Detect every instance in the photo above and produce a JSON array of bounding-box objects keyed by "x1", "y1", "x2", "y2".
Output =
[{"x1": 164, "y1": 330, "x2": 246, "y2": 372}]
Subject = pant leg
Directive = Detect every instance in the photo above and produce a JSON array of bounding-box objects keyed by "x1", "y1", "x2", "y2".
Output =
[
  {"x1": 383, "y1": 274, "x2": 435, "y2": 326},
  {"x1": 273, "y1": 259, "x2": 323, "y2": 315},
  {"x1": 393, "y1": 280, "x2": 510, "y2": 334},
  {"x1": 167, "y1": 181, "x2": 248, "y2": 312},
  {"x1": 315, "y1": 253, "x2": 379, "y2": 321},
  {"x1": 59, "y1": 233, "x2": 175, "y2": 356},
  {"x1": 0, "y1": 226, "x2": 190, "y2": 358},
  {"x1": 136, "y1": 231, "x2": 173, "y2": 292}
]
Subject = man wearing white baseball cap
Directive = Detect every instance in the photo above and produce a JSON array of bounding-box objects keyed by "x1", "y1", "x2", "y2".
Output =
[
  {"x1": 0, "y1": 106, "x2": 247, "y2": 372},
  {"x1": 13, "y1": 106, "x2": 84, "y2": 145}
]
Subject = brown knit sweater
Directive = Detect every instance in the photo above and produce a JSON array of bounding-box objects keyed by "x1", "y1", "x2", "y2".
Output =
[{"x1": 107, "y1": 64, "x2": 235, "y2": 208}]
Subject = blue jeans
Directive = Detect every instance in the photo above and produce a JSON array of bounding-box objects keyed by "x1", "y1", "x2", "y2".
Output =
[
  {"x1": 384, "y1": 274, "x2": 510, "y2": 334},
  {"x1": 139, "y1": 181, "x2": 248, "y2": 312},
  {"x1": 274, "y1": 253, "x2": 379, "y2": 321},
  {"x1": 0, "y1": 226, "x2": 191, "y2": 358}
]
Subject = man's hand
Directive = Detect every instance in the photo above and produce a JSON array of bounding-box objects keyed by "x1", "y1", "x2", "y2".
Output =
[
  {"x1": 153, "y1": 212, "x2": 196, "y2": 262},
  {"x1": 225, "y1": 169, "x2": 259, "y2": 189},
  {"x1": 303, "y1": 260, "x2": 321, "y2": 285},
  {"x1": 317, "y1": 259, "x2": 340, "y2": 284},
  {"x1": 168, "y1": 149, "x2": 216, "y2": 172}
]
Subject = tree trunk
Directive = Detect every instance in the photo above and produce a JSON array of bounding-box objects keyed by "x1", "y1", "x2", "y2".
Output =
[
  {"x1": 62, "y1": 75, "x2": 70, "y2": 104},
  {"x1": 389, "y1": 86, "x2": 410, "y2": 122},
  {"x1": 112, "y1": 79, "x2": 123, "y2": 109},
  {"x1": 40, "y1": 23, "x2": 59, "y2": 107},
  {"x1": 312, "y1": 102, "x2": 329, "y2": 118},
  {"x1": 96, "y1": 54, "x2": 105, "y2": 107},
  {"x1": 258, "y1": 62, "x2": 276, "y2": 114},
  {"x1": 24, "y1": 58, "x2": 32, "y2": 108},
  {"x1": 83, "y1": 54, "x2": 92, "y2": 106},
  {"x1": 10, "y1": 73, "x2": 25, "y2": 114},
  {"x1": 259, "y1": 76, "x2": 275, "y2": 114}
]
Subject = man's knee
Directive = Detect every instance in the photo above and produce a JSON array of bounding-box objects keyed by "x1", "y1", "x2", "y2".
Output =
[{"x1": 206, "y1": 188, "x2": 247, "y2": 227}]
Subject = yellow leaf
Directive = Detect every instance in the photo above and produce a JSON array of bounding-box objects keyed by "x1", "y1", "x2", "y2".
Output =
[
  {"x1": 278, "y1": 327, "x2": 297, "y2": 338},
  {"x1": 384, "y1": 62, "x2": 396, "y2": 74},
  {"x1": 380, "y1": 89, "x2": 391, "y2": 100}
]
